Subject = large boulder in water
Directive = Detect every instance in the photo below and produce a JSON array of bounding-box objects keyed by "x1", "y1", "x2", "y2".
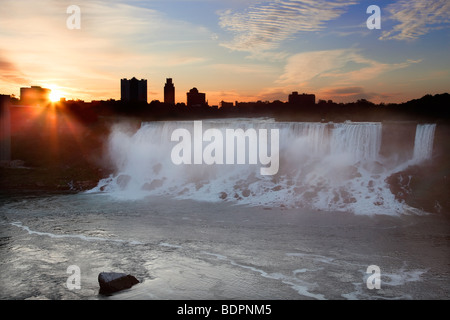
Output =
[{"x1": 98, "y1": 272, "x2": 139, "y2": 294}]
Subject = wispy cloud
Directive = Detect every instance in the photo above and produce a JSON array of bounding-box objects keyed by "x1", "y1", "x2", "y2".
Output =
[
  {"x1": 218, "y1": 0, "x2": 357, "y2": 52},
  {"x1": 381, "y1": 0, "x2": 450, "y2": 41},
  {"x1": 277, "y1": 49, "x2": 421, "y2": 86},
  {"x1": 320, "y1": 86, "x2": 403, "y2": 103},
  {"x1": 209, "y1": 63, "x2": 276, "y2": 75},
  {"x1": 324, "y1": 86, "x2": 365, "y2": 95},
  {"x1": 321, "y1": 86, "x2": 372, "y2": 101},
  {"x1": 0, "y1": 54, "x2": 29, "y2": 85}
]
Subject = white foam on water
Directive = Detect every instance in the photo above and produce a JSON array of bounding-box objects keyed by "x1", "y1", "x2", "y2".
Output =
[
  {"x1": 341, "y1": 262, "x2": 428, "y2": 300},
  {"x1": 381, "y1": 269, "x2": 426, "y2": 286},
  {"x1": 293, "y1": 268, "x2": 319, "y2": 274},
  {"x1": 341, "y1": 283, "x2": 414, "y2": 300},
  {"x1": 202, "y1": 251, "x2": 326, "y2": 300},
  {"x1": 89, "y1": 120, "x2": 437, "y2": 216},
  {"x1": 342, "y1": 266, "x2": 427, "y2": 300},
  {"x1": 159, "y1": 242, "x2": 183, "y2": 249},
  {"x1": 286, "y1": 252, "x2": 337, "y2": 265},
  {"x1": 10, "y1": 221, "x2": 144, "y2": 245}
]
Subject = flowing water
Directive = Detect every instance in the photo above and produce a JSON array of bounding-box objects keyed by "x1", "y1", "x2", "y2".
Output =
[
  {"x1": 1, "y1": 120, "x2": 448, "y2": 300},
  {"x1": 92, "y1": 120, "x2": 436, "y2": 215}
]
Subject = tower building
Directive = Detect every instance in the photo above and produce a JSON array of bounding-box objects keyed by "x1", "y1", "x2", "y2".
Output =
[{"x1": 164, "y1": 78, "x2": 175, "y2": 105}]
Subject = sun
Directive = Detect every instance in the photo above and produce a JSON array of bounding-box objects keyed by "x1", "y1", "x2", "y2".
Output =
[
  {"x1": 49, "y1": 90, "x2": 62, "y2": 102},
  {"x1": 43, "y1": 84, "x2": 67, "y2": 103}
]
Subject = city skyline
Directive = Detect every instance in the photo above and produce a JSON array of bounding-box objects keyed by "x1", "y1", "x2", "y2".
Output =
[
  {"x1": 14, "y1": 81, "x2": 316, "y2": 107},
  {"x1": 1, "y1": 0, "x2": 449, "y2": 106}
]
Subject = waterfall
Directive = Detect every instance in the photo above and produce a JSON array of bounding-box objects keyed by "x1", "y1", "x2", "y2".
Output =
[
  {"x1": 413, "y1": 124, "x2": 436, "y2": 163},
  {"x1": 331, "y1": 123, "x2": 381, "y2": 162},
  {"x1": 90, "y1": 120, "x2": 436, "y2": 215}
]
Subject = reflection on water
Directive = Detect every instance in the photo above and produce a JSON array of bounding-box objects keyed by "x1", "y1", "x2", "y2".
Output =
[{"x1": 1, "y1": 193, "x2": 449, "y2": 300}]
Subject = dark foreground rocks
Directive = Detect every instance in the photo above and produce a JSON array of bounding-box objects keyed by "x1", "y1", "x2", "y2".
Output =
[
  {"x1": 98, "y1": 272, "x2": 140, "y2": 295},
  {"x1": 387, "y1": 162, "x2": 450, "y2": 214}
]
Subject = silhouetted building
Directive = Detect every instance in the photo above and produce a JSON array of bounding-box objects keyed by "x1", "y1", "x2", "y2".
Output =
[
  {"x1": 288, "y1": 92, "x2": 315, "y2": 106},
  {"x1": 121, "y1": 77, "x2": 147, "y2": 103},
  {"x1": 20, "y1": 86, "x2": 51, "y2": 106},
  {"x1": 0, "y1": 95, "x2": 11, "y2": 161},
  {"x1": 164, "y1": 78, "x2": 175, "y2": 105},
  {"x1": 220, "y1": 101, "x2": 234, "y2": 109},
  {"x1": 187, "y1": 87, "x2": 206, "y2": 107}
]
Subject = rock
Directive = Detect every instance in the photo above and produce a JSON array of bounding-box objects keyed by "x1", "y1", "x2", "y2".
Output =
[
  {"x1": 152, "y1": 163, "x2": 162, "y2": 174},
  {"x1": 272, "y1": 185, "x2": 282, "y2": 191},
  {"x1": 141, "y1": 179, "x2": 164, "y2": 191},
  {"x1": 116, "y1": 175, "x2": 131, "y2": 190},
  {"x1": 98, "y1": 272, "x2": 139, "y2": 295},
  {"x1": 76, "y1": 180, "x2": 96, "y2": 189}
]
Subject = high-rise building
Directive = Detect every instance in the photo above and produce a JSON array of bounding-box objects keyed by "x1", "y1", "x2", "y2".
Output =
[
  {"x1": 121, "y1": 77, "x2": 147, "y2": 103},
  {"x1": 187, "y1": 87, "x2": 206, "y2": 107},
  {"x1": 288, "y1": 92, "x2": 315, "y2": 106},
  {"x1": 20, "y1": 86, "x2": 51, "y2": 106},
  {"x1": 164, "y1": 78, "x2": 175, "y2": 105}
]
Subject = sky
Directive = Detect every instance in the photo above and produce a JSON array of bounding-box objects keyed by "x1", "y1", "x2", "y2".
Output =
[{"x1": 0, "y1": 0, "x2": 449, "y2": 105}]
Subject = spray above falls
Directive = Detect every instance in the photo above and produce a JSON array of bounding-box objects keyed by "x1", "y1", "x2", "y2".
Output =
[{"x1": 89, "y1": 120, "x2": 437, "y2": 216}]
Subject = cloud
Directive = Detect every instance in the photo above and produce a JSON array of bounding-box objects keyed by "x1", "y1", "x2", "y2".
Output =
[
  {"x1": 0, "y1": 0, "x2": 213, "y2": 100},
  {"x1": 324, "y1": 86, "x2": 364, "y2": 95},
  {"x1": 0, "y1": 55, "x2": 29, "y2": 84},
  {"x1": 319, "y1": 86, "x2": 404, "y2": 103},
  {"x1": 209, "y1": 63, "x2": 276, "y2": 75},
  {"x1": 278, "y1": 49, "x2": 351, "y2": 84},
  {"x1": 218, "y1": 0, "x2": 357, "y2": 52},
  {"x1": 277, "y1": 49, "x2": 421, "y2": 86},
  {"x1": 380, "y1": 0, "x2": 450, "y2": 41},
  {"x1": 320, "y1": 86, "x2": 374, "y2": 101}
]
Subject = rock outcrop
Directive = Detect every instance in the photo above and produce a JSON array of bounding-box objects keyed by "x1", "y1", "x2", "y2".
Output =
[{"x1": 98, "y1": 272, "x2": 139, "y2": 295}]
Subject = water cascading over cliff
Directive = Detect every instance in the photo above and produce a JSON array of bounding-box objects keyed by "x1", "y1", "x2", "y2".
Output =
[
  {"x1": 90, "y1": 120, "x2": 436, "y2": 215},
  {"x1": 413, "y1": 124, "x2": 436, "y2": 164}
]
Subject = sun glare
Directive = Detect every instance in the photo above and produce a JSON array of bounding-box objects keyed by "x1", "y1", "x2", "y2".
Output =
[{"x1": 49, "y1": 90, "x2": 62, "y2": 102}]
